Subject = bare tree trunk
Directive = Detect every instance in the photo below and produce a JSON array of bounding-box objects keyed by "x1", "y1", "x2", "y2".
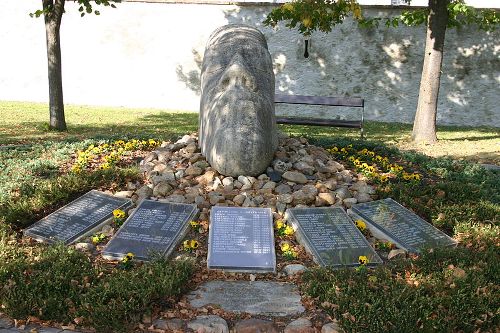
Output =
[
  {"x1": 411, "y1": 0, "x2": 449, "y2": 143},
  {"x1": 43, "y1": 0, "x2": 66, "y2": 131}
]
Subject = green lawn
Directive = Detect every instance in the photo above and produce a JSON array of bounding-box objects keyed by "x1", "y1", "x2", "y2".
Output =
[{"x1": 0, "y1": 100, "x2": 498, "y2": 332}]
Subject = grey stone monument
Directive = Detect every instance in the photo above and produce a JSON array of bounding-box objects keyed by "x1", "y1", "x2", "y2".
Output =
[
  {"x1": 103, "y1": 200, "x2": 198, "y2": 261},
  {"x1": 23, "y1": 190, "x2": 131, "y2": 245},
  {"x1": 199, "y1": 24, "x2": 277, "y2": 177},
  {"x1": 286, "y1": 207, "x2": 383, "y2": 267},
  {"x1": 350, "y1": 198, "x2": 457, "y2": 253}
]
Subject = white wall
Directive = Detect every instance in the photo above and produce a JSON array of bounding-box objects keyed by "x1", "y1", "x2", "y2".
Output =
[{"x1": 0, "y1": 0, "x2": 498, "y2": 126}]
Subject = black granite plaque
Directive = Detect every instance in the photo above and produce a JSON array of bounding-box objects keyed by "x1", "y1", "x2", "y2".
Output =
[
  {"x1": 207, "y1": 207, "x2": 276, "y2": 273},
  {"x1": 351, "y1": 198, "x2": 457, "y2": 253},
  {"x1": 102, "y1": 200, "x2": 198, "y2": 261},
  {"x1": 23, "y1": 190, "x2": 131, "y2": 245},
  {"x1": 286, "y1": 207, "x2": 382, "y2": 267}
]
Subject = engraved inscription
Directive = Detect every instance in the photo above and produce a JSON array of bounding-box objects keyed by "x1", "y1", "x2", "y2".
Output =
[
  {"x1": 208, "y1": 207, "x2": 276, "y2": 272},
  {"x1": 24, "y1": 190, "x2": 130, "y2": 244},
  {"x1": 352, "y1": 198, "x2": 457, "y2": 253},
  {"x1": 286, "y1": 207, "x2": 382, "y2": 267},
  {"x1": 103, "y1": 200, "x2": 197, "y2": 261}
]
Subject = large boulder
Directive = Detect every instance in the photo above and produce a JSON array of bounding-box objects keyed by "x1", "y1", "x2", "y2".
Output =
[{"x1": 199, "y1": 24, "x2": 277, "y2": 177}]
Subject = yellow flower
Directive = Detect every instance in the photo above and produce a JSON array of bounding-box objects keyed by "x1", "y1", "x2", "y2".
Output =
[
  {"x1": 280, "y1": 242, "x2": 291, "y2": 252},
  {"x1": 190, "y1": 240, "x2": 199, "y2": 249},
  {"x1": 113, "y1": 209, "x2": 126, "y2": 219},
  {"x1": 276, "y1": 220, "x2": 284, "y2": 230},
  {"x1": 183, "y1": 240, "x2": 191, "y2": 250},
  {"x1": 122, "y1": 252, "x2": 134, "y2": 263},
  {"x1": 355, "y1": 219, "x2": 366, "y2": 231},
  {"x1": 190, "y1": 220, "x2": 199, "y2": 228},
  {"x1": 358, "y1": 255, "x2": 369, "y2": 265},
  {"x1": 379, "y1": 175, "x2": 388, "y2": 183},
  {"x1": 368, "y1": 151, "x2": 375, "y2": 157},
  {"x1": 71, "y1": 164, "x2": 82, "y2": 173},
  {"x1": 100, "y1": 162, "x2": 111, "y2": 170},
  {"x1": 329, "y1": 147, "x2": 339, "y2": 153},
  {"x1": 362, "y1": 163, "x2": 369, "y2": 169},
  {"x1": 282, "y1": 2, "x2": 294, "y2": 11},
  {"x1": 412, "y1": 173, "x2": 421, "y2": 181},
  {"x1": 284, "y1": 225, "x2": 294, "y2": 236},
  {"x1": 403, "y1": 173, "x2": 412, "y2": 180}
]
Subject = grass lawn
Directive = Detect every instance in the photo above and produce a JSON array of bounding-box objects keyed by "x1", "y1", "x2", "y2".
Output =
[{"x1": 0, "y1": 101, "x2": 498, "y2": 332}]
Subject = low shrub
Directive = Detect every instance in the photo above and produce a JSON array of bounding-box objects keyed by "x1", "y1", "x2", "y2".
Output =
[
  {"x1": 303, "y1": 244, "x2": 500, "y2": 333},
  {"x1": 0, "y1": 243, "x2": 96, "y2": 322},
  {"x1": 79, "y1": 259, "x2": 194, "y2": 332}
]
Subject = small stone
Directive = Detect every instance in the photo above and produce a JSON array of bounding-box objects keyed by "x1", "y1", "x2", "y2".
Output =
[
  {"x1": 0, "y1": 314, "x2": 14, "y2": 329},
  {"x1": 452, "y1": 266, "x2": 467, "y2": 279},
  {"x1": 185, "y1": 166, "x2": 203, "y2": 176},
  {"x1": 187, "y1": 315, "x2": 229, "y2": 333},
  {"x1": 262, "y1": 181, "x2": 277, "y2": 190},
  {"x1": 388, "y1": 249, "x2": 406, "y2": 260},
  {"x1": 162, "y1": 194, "x2": 186, "y2": 203},
  {"x1": 233, "y1": 194, "x2": 246, "y2": 206},
  {"x1": 267, "y1": 169, "x2": 282, "y2": 182},
  {"x1": 153, "y1": 163, "x2": 168, "y2": 173},
  {"x1": 343, "y1": 197, "x2": 358, "y2": 208},
  {"x1": 276, "y1": 202, "x2": 287, "y2": 215},
  {"x1": 196, "y1": 170, "x2": 216, "y2": 185},
  {"x1": 136, "y1": 185, "x2": 153, "y2": 201},
  {"x1": 242, "y1": 197, "x2": 256, "y2": 207},
  {"x1": 153, "y1": 181, "x2": 173, "y2": 197},
  {"x1": 283, "y1": 264, "x2": 307, "y2": 276},
  {"x1": 278, "y1": 194, "x2": 293, "y2": 204},
  {"x1": 292, "y1": 190, "x2": 315, "y2": 205},
  {"x1": 153, "y1": 318, "x2": 184, "y2": 331},
  {"x1": 74, "y1": 242, "x2": 95, "y2": 252},
  {"x1": 273, "y1": 160, "x2": 292, "y2": 173},
  {"x1": 114, "y1": 190, "x2": 133, "y2": 198},
  {"x1": 257, "y1": 174, "x2": 270, "y2": 181},
  {"x1": 356, "y1": 193, "x2": 372, "y2": 203},
  {"x1": 335, "y1": 187, "x2": 350, "y2": 200},
  {"x1": 238, "y1": 175, "x2": 252, "y2": 186},
  {"x1": 144, "y1": 152, "x2": 158, "y2": 163},
  {"x1": 162, "y1": 171, "x2": 177, "y2": 182},
  {"x1": 294, "y1": 161, "x2": 315, "y2": 175},
  {"x1": 282, "y1": 171, "x2": 308, "y2": 184},
  {"x1": 222, "y1": 177, "x2": 234, "y2": 187},
  {"x1": 284, "y1": 318, "x2": 315, "y2": 333},
  {"x1": 234, "y1": 319, "x2": 278, "y2": 333},
  {"x1": 323, "y1": 179, "x2": 337, "y2": 190},
  {"x1": 275, "y1": 184, "x2": 292, "y2": 194},
  {"x1": 322, "y1": 322, "x2": 342, "y2": 333},
  {"x1": 194, "y1": 160, "x2": 210, "y2": 170},
  {"x1": 175, "y1": 169, "x2": 185, "y2": 179},
  {"x1": 318, "y1": 192, "x2": 336, "y2": 205},
  {"x1": 126, "y1": 181, "x2": 139, "y2": 191}
]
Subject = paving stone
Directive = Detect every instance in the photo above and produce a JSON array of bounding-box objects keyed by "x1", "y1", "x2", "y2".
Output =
[
  {"x1": 284, "y1": 318, "x2": 315, "y2": 333},
  {"x1": 234, "y1": 318, "x2": 279, "y2": 333},
  {"x1": 187, "y1": 315, "x2": 228, "y2": 333},
  {"x1": 188, "y1": 281, "x2": 305, "y2": 316}
]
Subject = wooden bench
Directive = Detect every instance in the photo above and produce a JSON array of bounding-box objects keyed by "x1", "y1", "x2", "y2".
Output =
[{"x1": 274, "y1": 94, "x2": 365, "y2": 138}]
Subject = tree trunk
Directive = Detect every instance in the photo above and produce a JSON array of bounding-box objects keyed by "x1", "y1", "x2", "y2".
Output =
[
  {"x1": 43, "y1": 0, "x2": 66, "y2": 131},
  {"x1": 411, "y1": 0, "x2": 449, "y2": 143}
]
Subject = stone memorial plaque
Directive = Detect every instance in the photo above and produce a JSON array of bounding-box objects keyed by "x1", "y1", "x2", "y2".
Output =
[
  {"x1": 23, "y1": 190, "x2": 131, "y2": 245},
  {"x1": 351, "y1": 198, "x2": 457, "y2": 253},
  {"x1": 207, "y1": 206, "x2": 276, "y2": 273},
  {"x1": 188, "y1": 281, "x2": 304, "y2": 317},
  {"x1": 103, "y1": 200, "x2": 198, "y2": 261},
  {"x1": 286, "y1": 207, "x2": 382, "y2": 267}
]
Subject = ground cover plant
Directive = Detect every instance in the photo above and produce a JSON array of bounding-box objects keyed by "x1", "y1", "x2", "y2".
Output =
[{"x1": 0, "y1": 101, "x2": 498, "y2": 332}]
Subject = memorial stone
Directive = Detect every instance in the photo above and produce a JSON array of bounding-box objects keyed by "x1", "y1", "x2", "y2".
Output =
[
  {"x1": 286, "y1": 207, "x2": 382, "y2": 267},
  {"x1": 103, "y1": 200, "x2": 198, "y2": 261},
  {"x1": 199, "y1": 24, "x2": 277, "y2": 176},
  {"x1": 207, "y1": 206, "x2": 276, "y2": 272},
  {"x1": 350, "y1": 198, "x2": 457, "y2": 253},
  {"x1": 23, "y1": 190, "x2": 130, "y2": 245}
]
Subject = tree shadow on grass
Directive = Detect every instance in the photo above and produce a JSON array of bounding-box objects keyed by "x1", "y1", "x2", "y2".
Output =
[{"x1": 0, "y1": 112, "x2": 199, "y2": 145}]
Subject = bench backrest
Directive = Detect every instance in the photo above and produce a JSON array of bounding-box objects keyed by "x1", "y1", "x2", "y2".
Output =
[{"x1": 275, "y1": 94, "x2": 364, "y2": 108}]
